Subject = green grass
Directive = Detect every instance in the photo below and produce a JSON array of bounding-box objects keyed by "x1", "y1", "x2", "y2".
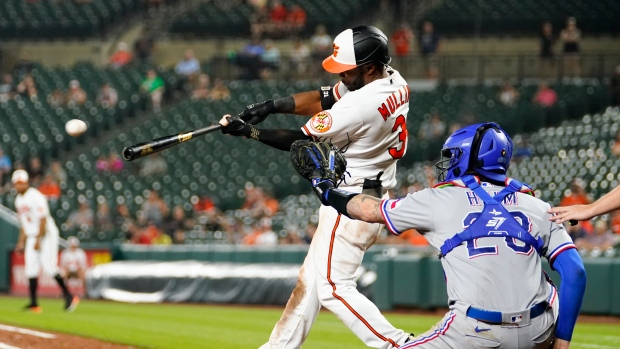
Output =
[{"x1": 0, "y1": 296, "x2": 618, "y2": 348}]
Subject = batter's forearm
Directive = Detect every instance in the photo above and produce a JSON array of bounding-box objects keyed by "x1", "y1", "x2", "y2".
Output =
[
  {"x1": 253, "y1": 128, "x2": 311, "y2": 151},
  {"x1": 292, "y1": 91, "x2": 322, "y2": 116}
]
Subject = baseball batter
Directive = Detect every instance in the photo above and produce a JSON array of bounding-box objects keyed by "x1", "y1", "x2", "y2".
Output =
[
  {"x1": 13, "y1": 169, "x2": 79, "y2": 313},
  {"x1": 306, "y1": 123, "x2": 586, "y2": 349},
  {"x1": 220, "y1": 26, "x2": 413, "y2": 348}
]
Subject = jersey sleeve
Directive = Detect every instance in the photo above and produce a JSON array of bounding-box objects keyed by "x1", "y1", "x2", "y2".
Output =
[
  {"x1": 542, "y1": 210, "x2": 576, "y2": 268},
  {"x1": 301, "y1": 96, "x2": 363, "y2": 143},
  {"x1": 333, "y1": 81, "x2": 348, "y2": 101},
  {"x1": 31, "y1": 191, "x2": 50, "y2": 220},
  {"x1": 379, "y1": 189, "x2": 434, "y2": 235}
]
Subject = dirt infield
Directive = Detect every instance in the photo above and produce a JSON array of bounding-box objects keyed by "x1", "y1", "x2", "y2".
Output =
[{"x1": 0, "y1": 326, "x2": 136, "y2": 349}]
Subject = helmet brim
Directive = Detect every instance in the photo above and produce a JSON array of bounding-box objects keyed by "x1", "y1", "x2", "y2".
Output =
[{"x1": 322, "y1": 55, "x2": 357, "y2": 74}]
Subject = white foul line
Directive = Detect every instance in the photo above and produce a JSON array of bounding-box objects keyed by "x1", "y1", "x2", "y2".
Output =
[
  {"x1": 0, "y1": 324, "x2": 56, "y2": 339},
  {"x1": 0, "y1": 342, "x2": 22, "y2": 349}
]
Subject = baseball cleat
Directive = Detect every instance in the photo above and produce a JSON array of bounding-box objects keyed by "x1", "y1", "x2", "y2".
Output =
[
  {"x1": 23, "y1": 305, "x2": 42, "y2": 313},
  {"x1": 65, "y1": 295, "x2": 80, "y2": 312}
]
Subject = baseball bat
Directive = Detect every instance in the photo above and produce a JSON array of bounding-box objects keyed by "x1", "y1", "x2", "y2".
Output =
[{"x1": 122, "y1": 124, "x2": 222, "y2": 161}]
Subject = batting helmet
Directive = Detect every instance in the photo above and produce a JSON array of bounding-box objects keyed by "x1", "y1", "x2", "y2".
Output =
[
  {"x1": 436, "y1": 122, "x2": 513, "y2": 183},
  {"x1": 323, "y1": 25, "x2": 391, "y2": 74}
]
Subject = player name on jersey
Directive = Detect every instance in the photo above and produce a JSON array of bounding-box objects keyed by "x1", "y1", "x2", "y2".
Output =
[
  {"x1": 377, "y1": 85, "x2": 410, "y2": 121},
  {"x1": 466, "y1": 191, "x2": 519, "y2": 206}
]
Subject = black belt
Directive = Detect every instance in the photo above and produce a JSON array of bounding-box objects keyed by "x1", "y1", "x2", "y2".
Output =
[{"x1": 362, "y1": 171, "x2": 383, "y2": 198}]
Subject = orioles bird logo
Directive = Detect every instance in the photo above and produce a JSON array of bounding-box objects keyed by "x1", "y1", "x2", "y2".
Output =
[{"x1": 333, "y1": 44, "x2": 340, "y2": 57}]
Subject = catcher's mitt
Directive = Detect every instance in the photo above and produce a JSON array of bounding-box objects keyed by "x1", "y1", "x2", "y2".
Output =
[{"x1": 290, "y1": 140, "x2": 347, "y2": 186}]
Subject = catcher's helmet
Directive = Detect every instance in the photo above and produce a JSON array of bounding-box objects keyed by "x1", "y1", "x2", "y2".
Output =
[
  {"x1": 323, "y1": 25, "x2": 391, "y2": 73},
  {"x1": 436, "y1": 122, "x2": 513, "y2": 183}
]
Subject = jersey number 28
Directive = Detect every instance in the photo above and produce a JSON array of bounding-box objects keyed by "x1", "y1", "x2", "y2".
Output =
[{"x1": 462, "y1": 211, "x2": 534, "y2": 258}]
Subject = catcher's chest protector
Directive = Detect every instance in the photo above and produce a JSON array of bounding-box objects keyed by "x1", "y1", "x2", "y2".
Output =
[{"x1": 439, "y1": 175, "x2": 545, "y2": 258}]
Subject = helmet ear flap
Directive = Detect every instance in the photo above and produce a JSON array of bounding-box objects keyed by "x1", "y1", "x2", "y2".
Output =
[
  {"x1": 469, "y1": 124, "x2": 504, "y2": 171},
  {"x1": 468, "y1": 125, "x2": 488, "y2": 170}
]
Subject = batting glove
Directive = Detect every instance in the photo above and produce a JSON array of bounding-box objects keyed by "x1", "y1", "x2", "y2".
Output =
[{"x1": 221, "y1": 116, "x2": 259, "y2": 140}]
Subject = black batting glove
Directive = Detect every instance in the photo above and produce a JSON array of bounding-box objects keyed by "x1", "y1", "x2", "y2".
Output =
[
  {"x1": 238, "y1": 100, "x2": 275, "y2": 125},
  {"x1": 221, "y1": 116, "x2": 259, "y2": 140}
]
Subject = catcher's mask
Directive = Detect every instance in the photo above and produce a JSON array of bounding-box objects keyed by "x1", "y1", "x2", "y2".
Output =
[{"x1": 436, "y1": 122, "x2": 513, "y2": 183}]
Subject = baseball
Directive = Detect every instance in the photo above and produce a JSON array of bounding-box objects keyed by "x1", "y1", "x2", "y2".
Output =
[{"x1": 65, "y1": 119, "x2": 87, "y2": 137}]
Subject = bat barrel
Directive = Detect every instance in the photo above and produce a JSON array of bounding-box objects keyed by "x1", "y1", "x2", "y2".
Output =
[{"x1": 121, "y1": 124, "x2": 222, "y2": 161}]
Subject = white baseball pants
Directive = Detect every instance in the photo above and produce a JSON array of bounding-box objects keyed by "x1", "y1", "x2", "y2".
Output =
[
  {"x1": 25, "y1": 234, "x2": 59, "y2": 279},
  {"x1": 260, "y1": 202, "x2": 409, "y2": 349}
]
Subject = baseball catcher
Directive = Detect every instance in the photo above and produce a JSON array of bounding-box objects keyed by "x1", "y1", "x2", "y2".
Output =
[{"x1": 298, "y1": 122, "x2": 586, "y2": 349}]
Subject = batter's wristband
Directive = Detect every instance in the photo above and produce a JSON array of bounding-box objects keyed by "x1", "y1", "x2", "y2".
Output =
[
  {"x1": 325, "y1": 188, "x2": 358, "y2": 218},
  {"x1": 319, "y1": 86, "x2": 336, "y2": 110}
]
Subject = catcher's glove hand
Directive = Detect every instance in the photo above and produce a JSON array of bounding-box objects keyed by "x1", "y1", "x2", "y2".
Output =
[
  {"x1": 238, "y1": 100, "x2": 275, "y2": 125},
  {"x1": 290, "y1": 140, "x2": 347, "y2": 205}
]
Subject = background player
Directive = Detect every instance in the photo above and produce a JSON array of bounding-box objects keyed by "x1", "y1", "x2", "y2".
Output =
[
  {"x1": 304, "y1": 122, "x2": 586, "y2": 349},
  {"x1": 220, "y1": 25, "x2": 413, "y2": 348},
  {"x1": 60, "y1": 236, "x2": 88, "y2": 296},
  {"x1": 13, "y1": 169, "x2": 80, "y2": 313}
]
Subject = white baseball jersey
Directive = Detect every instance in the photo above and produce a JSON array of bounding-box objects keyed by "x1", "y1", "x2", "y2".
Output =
[
  {"x1": 263, "y1": 68, "x2": 412, "y2": 349},
  {"x1": 301, "y1": 68, "x2": 409, "y2": 189},
  {"x1": 60, "y1": 248, "x2": 88, "y2": 273},
  {"x1": 15, "y1": 187, "x2": 59, "y2": 238},
  {"x1": 15, "y1": 187, "x2": 61, "y2": 278}
]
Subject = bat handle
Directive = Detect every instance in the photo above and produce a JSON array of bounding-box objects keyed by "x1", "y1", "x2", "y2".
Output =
[{"x1": 569, "y1": 219, "x2": 578, "y2": 226}]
